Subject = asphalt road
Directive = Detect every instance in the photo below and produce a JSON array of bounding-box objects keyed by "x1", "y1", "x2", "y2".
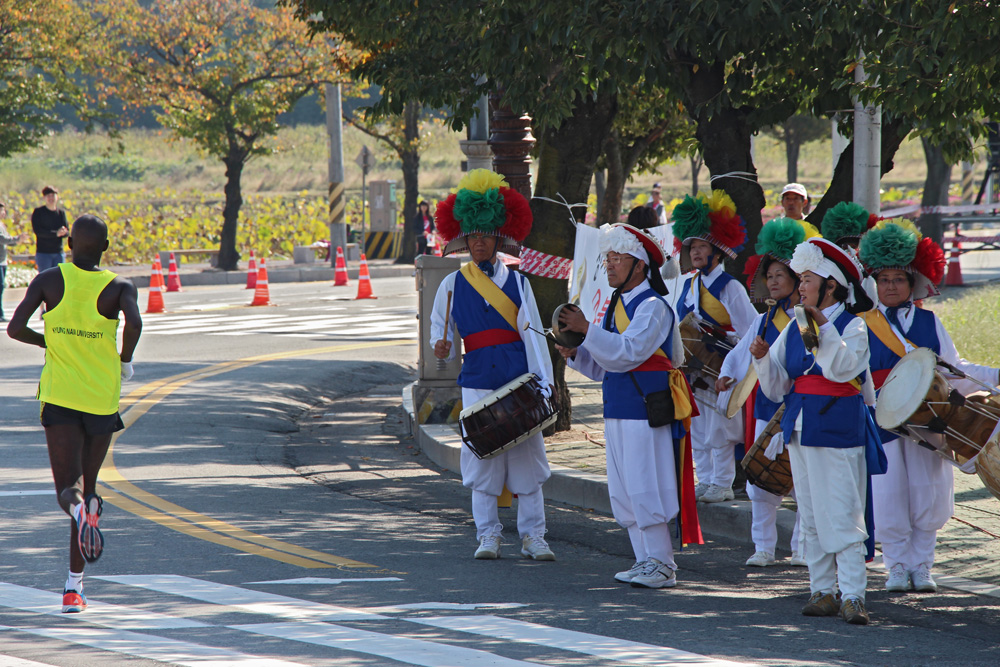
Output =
[{"x1": 2, "y1": 275, "x2": 999, "y2": 666}]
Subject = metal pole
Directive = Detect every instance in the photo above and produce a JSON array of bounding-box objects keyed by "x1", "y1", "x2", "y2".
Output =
[
  {"x1": 361, "y1": 161, "x2": 367, "y2": 256},
  {"x1": 853, "y1": 53, "x2": 882, "y2": 214},
  {"x1": 325, "y1": 83, "x2": 347, "y2": 265}
]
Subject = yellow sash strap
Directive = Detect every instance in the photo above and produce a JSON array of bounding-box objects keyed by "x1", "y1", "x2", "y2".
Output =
[
  {"x1": 460, "y1": 262, "x2": 520, "y2": 331},
  {"x1": 696, "y1": 275, "x2": 732, "y2": 327},
  {"x1": 859, "y1": 309, "x2": 913, "y2": 359},
  {"x1": 613, "y1": 297, "x2": 693, "y2": 421}
]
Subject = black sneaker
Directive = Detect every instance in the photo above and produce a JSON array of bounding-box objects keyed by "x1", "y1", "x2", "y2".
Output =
[{"x1": 77, "y1": 493, "x2": 104, "y2": 563}]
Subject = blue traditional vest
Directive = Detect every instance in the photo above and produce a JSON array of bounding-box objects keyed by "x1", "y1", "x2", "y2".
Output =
[
  {"x1": 753, "y1": 311, "x2": 789, "y2": 423},
  {"x1": 868, "y1": 307, "x2": 941, "y2": 444},
  {"x1": 601, "y1": 288, "x2": 675, "y2": 420},
  {"x1": 452, "y1": 270, "x2": 528, "y2": 390},
  {"x1": 780, "y1": 309, "x2": 869, "y2": 448},
  {"x1": 675, "y1": 271, "x2": 735, "y2": 328}
]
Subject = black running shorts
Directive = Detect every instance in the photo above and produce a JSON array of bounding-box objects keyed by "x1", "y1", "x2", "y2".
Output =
[{"x1": 40, "y1": 403, "x2": 125, "y2": 436}]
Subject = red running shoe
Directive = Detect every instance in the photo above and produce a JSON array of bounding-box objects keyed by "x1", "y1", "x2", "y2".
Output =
[
  {"x1": 76, "y1": 493, "x2": 104, "y2": 563},
  {"x1": 62, "y1": 589, "x2": 87, "y2": 613}
]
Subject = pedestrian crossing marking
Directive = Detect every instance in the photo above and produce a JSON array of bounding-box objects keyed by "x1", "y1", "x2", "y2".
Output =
[
  {"x1": 411, "y1": 615, "x2": 755, "y2": 666},
  {"x1": 138, "y1": 306, "x2": 417, "y2": 338},
  {"x1": 248, "y1": 577, "x2": 403, "y2": 585},
  {"x1": 0, "y1": 490, "x2": 52, "y2": 497},
  {"x1": 0, "y1": 653, "x2": 68, "y2": 667},
  {"x1": 232, "y1": 621, "x2": 539, "y2": 667}
]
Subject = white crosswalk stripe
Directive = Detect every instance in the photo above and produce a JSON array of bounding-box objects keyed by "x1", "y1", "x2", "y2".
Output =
[
  {"x1": 0, "y1": 575, "x2": 756, "y2": 666},
  {"x1": 138, "y1": 308, "x2": 417, "y2": 338}
]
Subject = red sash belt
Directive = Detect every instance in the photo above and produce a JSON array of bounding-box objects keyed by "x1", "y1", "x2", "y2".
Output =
[
  {"x1": 631, "y1": 356, "x2": 675, "y2": 373},
  {"x1": 463, "y1": 328, "x2": 521, "y2": 352},
  {"x1": 871, "y1": 368, "x2": 892, "y2": 390},
  {"x1": 794, "y1": 375, "x2": 860, "y2": 396}
]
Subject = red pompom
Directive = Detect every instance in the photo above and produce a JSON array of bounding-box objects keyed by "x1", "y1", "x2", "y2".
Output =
[
  {"x1": 673, "y1": 236, "x2": 683, "y2": 255},
  {"x1": 912, "y1": 236, "x2": 945, "y2": 285},
  {"x1": 497, "y1": 187, "x2": 532, "y2": 242},
  {"x1": 708, "y1": 209, "x2": 747, "y2": 252},
  {"x1": 867, "y1": 213, "x2": 881, "y2": 230},
  {"x1": 743, "y1": 254, "x2": 763, "y2": 291},
  {"x1": 435, "y1": 194, "x2": 460, "y2": 243}
]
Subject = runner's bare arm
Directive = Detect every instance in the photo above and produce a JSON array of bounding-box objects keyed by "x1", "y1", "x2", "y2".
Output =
[
  {"x1": 6, "y1": 273, "x2": 48, "y2": 347},
  {"x1": 118, "y1": 280, "x2": 142, "y2": 363}
]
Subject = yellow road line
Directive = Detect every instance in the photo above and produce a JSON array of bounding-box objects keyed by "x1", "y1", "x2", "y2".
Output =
[{"x1": 101, "y1": 340, "x2": 415, "y2": 569}]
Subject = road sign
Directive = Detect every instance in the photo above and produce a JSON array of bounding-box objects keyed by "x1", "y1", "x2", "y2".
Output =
[{"x1": 355, "y1": 145, "x2": 375, "y2": 173}]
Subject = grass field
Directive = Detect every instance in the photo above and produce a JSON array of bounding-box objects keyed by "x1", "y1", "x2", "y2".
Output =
[{"x1": 933, "y1": 284, "x2": 1000, "y2": 368}]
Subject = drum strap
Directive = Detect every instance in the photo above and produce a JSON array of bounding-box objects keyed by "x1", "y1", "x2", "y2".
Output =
[
  {"x1": 859, "y1": 309, "x2": 913, "y2": 359},
  {"x1": 460, "y1": 262, "x2": 520, "y2": 331}
]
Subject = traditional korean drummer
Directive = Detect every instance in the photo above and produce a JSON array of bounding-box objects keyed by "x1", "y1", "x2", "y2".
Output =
[
  {"x1": 430, "y1": 170, "x2": 555, "y2": 562},
  {"x1": 858, "y1": 220, "x2": 1000, "y2": 594}
]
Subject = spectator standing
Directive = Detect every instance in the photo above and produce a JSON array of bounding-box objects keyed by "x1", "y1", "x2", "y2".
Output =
[
  {"x1": 780, "y1": 183, "x2": 811, "y2": 221},
  {"x1": 32, "y1": 185, "x2": 70, "y2": 272},
  {"x1": 645, "y1": 183, "x2": 668, "y2": 226},
  {"x1": 1, "y1": 202, "x2": 30, "y2": 321},
  {"x1": 413, "y1": 200, "x2": 435, "y2": 256}
]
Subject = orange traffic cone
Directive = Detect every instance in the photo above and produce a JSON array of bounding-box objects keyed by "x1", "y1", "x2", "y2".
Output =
[
  {"x1": 146, "y1": 257, "x2": 165, "y2": 314},
  {"x1": 333, "y1": 246, "x2": 349, "y2": 286},
  {"x1": 945, "y1": 241, "x2": 964, "y2": 287},
  {"x1": 246, "y1": 249, "x2": 257, "y2": 290},
  {"x1": 166, "y1": 252, "x2": 182, "y2": 292},
  {"x1": 355, "y1": 253, "x2": 376, "y2": 299},
  {"x1": 250, "y1": 257, "x2": 270, "y2": 306}
]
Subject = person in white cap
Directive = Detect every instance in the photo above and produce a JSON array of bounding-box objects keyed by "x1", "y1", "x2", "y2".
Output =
[
  {"x1": 751, "y1": 237, "x2": 883, "y2": 626},
  {"x1": 781, "y1": 183, "x2": 810, "y2": 221},
  {"x1": 859, "y1": 220, "x2": 999, "y2": 594},
  {"x1": 671, "y1": 191, "x2": 757, "y2": 504},
  {"x1": 556, "y1": 223, "x2": 702, "y2": 589},
  {"x1": 645, "y1": 183, "x2": 668, "y2": 225}
]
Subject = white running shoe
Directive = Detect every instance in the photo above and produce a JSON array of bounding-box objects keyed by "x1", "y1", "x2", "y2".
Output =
[
  {"x1": 694, "y1": 482, "x2": 710, "y2": 499},
  {"x1": 885, "y1": 563, "x2": 911, "y2": 592},
  {"x1": 520, "y1": 535, "x2": 555, "y2": 561},
  {"x1": 630, "y1": 558, "x2": 677, "y2": 589},
  {"x1": 910, "y1": 564, "x2": 938, "y2": 592},
  {"x1": 745, "y1": 550, "x2": 776, "y2": 567},
  {"x1": 789, "y1": 552, "x2": 808, "y2": 567},
  {"x1": 699, "y1": 484, "x2": 735, "y2": 503},
  {"x1": 614, "y1": 560, "x2": 646, "y2": 583},
  {"x1": 474, "y1": 534, "x2": 501, "y2": 560}
]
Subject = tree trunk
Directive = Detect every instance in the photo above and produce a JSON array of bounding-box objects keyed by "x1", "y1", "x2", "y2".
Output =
[
  {"x1": 685, "y1": 61, "x2": 764, "y2": 275},
  {"x1": 808, "y1": 116, "x2": 909, "y2": 224},
  {"x1": 689, "y1": 152, "x2": 703, "y2": 197},
  {"x1": 526, "y1": 91, "x2": 618, "y2": 431},
  {"x1": 786, "y1": 134, "x2": 800, "y2": 183},
  {"x1": 218, "y1": 147, "x2": 245, "y2": 271},
  {"x1": 599, "y1": 129, "x2": 626, "y2": 225},
  {"x1": 396, "y1": 100, "x2": 421, "y2": 264},
  {"x1": 594, "y1": 168, "x2": 606, "y2": 223},
  {"x1": 918, "y1": 138, "x2": 952, "y2": 248}
]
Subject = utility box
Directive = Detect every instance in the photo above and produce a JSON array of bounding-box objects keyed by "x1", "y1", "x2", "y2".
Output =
[
  {"x1": 412, "y1": 254, "x2": 463, "y2": 425},
  {"x1": 368, "y1": 180, "x2": 397, "y2": 231}
]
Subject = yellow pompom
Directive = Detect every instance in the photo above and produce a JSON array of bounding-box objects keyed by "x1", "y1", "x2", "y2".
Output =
[
  {"x1": 457, "y1": 169, "x2": 509, "y2": 195},
  {"x1": 701, "y1": 189, "x2": 737, "y2": 215},
  {"x1": 876, "y1": 218, "x2": 922, "y2": 240},
  {"x1": 798, "y1": 219, "x2": 823, "y2": 240}
]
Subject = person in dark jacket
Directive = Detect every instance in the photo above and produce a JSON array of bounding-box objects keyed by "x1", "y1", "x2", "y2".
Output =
[{"x1": 413, "y1": 200, "x2": 435, "y2": 256}]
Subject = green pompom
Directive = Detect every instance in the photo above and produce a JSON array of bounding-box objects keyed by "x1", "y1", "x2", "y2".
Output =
[
  {"x1": 756, "y1": 217, "x2": 805, "y2": 260},
  {"x1": 821, "y1": 201, "x2": 869, "y2": 241},
  {"x1": 671, "y1": 195, "x2": 711, "y2": 241},
  {"x1": 859, "y1": 223, "x2": 918, "y2": 269},
  {"x1": 454, "y1": 187, "x2": 506, "y2": 233}
]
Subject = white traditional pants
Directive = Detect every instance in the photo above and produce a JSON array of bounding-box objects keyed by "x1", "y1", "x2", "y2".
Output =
[
  {"x1": 690, "y1": 393, "x2": 743, "y2": 488},
  {"x1": 872, "y1": 437, "x2": 953, "y2": 571},
  {"x1": 788, "y1": 436, "x2": 869, "y2": 601},
  {"x1": 605, "y1": 418, "x2": 679, "y2": 568},
  {"x1": 747, "y1": 418, "x2": 801, "y2": 554},
  {"x1": 461, "y1": 387, "x2": 551, "y2": 539}
]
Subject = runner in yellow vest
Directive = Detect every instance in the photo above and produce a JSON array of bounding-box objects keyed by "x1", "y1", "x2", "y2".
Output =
[{"x1": 6, "y1": 214, "x2": 142, "y2": 614}]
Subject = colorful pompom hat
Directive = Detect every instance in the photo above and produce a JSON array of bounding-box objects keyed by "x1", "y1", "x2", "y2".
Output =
[
  {"x1": 435, "y1": 169, "x2": 533, "y2": 255},
  {"x1": 858, "y1": 219, "x2": 946, "y2": 300},
  {"x1": 670, "y1": 189, "x2": 748, "y2": 272},
  {"x1": 743, "y1": 217, "x2": 821, "y2": 302},
  {"x1": 821, "y1": 201, "x2": 879, "y2": 246},
  {"x1": 790, "y1": 237, "x2": 875, "y2": 312}
]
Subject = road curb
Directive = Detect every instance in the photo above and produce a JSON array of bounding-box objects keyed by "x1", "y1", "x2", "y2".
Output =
[{"x1": 402, "y1": 383, "x2": 798, "y2": 550}]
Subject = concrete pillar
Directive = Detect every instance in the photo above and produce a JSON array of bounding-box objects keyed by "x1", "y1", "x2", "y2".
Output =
[
  {"x1": 853, "y1": 56, "x2": 882, "y2": 214},
  {"x1": 325, "y1": 83, "x2": 348, "y2": 264}
]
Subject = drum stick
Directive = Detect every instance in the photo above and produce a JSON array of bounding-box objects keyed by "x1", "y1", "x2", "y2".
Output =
[{"x1": 437, "y1": 291, "x2": 452, "y2": 370}]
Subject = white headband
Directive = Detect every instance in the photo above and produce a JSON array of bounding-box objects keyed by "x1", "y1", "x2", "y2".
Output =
[{"x1": 790, "y1": 241, "x2": 861, "y2": 305}]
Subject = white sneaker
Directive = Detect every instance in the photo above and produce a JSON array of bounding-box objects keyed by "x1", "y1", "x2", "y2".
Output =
[
  {"x1": 521, "y1": 535, "x2": 555, "y2": 561},
  {"x1": 630, "y1": 558, "x2": 677, "y2": 589},
  {"x1": 910, "y1": 564, "x2": 938, "y2": 592},
  {"x1": 614, "y1": 560, "x2": 646, "y2": 583},
  {"x1": 694, "y1": 482, "x2": 710, "y2": 499},
  {"x1": 789, "y1": 552, "x2": 808, "y2": 567},
  {"x1": 745, "y1": 550, "x2": 776, "y2": 567},
  {"x1": 474, "y1": 534, "x2": 501, "y2": 559},
  {"x1": 885, "y1": 563, "x2": 911, "y2": 592},
  {"x1": 699, "y1": 484, "x2": 735, "y2": 503}
]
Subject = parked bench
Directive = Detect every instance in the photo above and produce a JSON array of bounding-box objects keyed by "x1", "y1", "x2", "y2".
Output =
[{"x1": 159, "y1": 249, "x2": 219, "y2": 268}]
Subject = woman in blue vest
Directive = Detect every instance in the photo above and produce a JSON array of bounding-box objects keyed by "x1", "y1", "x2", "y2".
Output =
[
  {"x1": 859, "y1": 220, "x2": 999, "y2": 594},
  {"x1": 557, "y1": 223, "x2": 700, "y2": 589},
  {"x1": 430, "y1": 170, "x2": 555, "y2": 562},
  {"x1": 751, "y1": 237, "x2": 880, "y2": 625},
  {"x1": 671, "y1": 191, "x2": 756, "y2": 504},
  {"x1": 717, "y1": 217, "x2": 816, "y2": 568}
]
